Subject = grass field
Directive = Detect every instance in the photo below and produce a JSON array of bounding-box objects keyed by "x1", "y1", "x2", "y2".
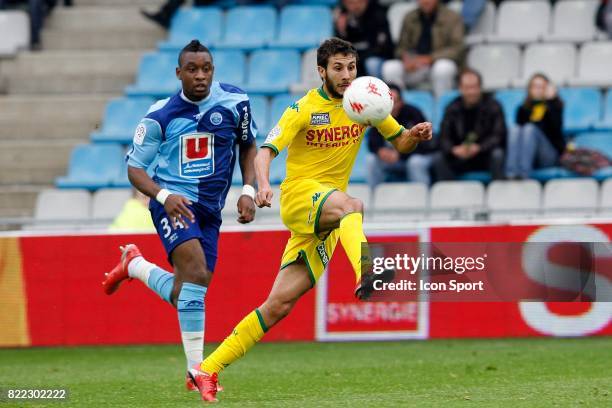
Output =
[{"x1": 0, "y1": 338, "x2": 610, "y2": 407}]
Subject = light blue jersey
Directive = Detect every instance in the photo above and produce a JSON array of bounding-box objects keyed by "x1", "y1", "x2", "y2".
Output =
[{"x1": 127, "y1": 82, "x2": 257, "y2": 213}]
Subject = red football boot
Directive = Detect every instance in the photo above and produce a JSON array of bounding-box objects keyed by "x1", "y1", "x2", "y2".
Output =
[
  {"x1": 102, "y1": 244, "x2": 142, "y2": 295},
  {"x1": 187, "y1": 365, "x2": 219, "y2": 403},
  {"x1": 186, "y1": 373, "x2": 224, "y2": 393}
]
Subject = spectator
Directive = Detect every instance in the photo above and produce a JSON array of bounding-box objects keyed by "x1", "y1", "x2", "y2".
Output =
[
  {"x1": 433, "y1": 69, "x2": 506, "y2": 180},
  {"x1": 366, "y1": 84, "x2": 435, "y2": 189},
  {"x1": 505, "y1": 73, "x2": 564, "y2": 180},
  {"x1": 596, "y1": 0, "x2": 612, "y2": 37},
  {"x1": 334, "y1": 0, "x2": 394, "y2": 78},
  {"x1": 109, "y1": 190, "x2": 155, "y2": 232},
  {"x1": 382, "y1": 0, "x2": 464, "y2": 97}
]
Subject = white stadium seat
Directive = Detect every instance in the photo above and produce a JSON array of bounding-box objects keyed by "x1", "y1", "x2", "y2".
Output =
[
  {"x1": 429, "y1": 181, "x2": 485, "y2": 220},
  {"x1": 467, "y1": 44, "x2": 521, "y2": 90},
  {"x1": 486, "y1": 180, "x2": 542, "y2": 221},
  {"x1": 92, "y1": 188, "x2": 132, "y2": 221},
  {"x1": 568, "y1": 42, "x2": 612, "y2": 87},
  {"x1": 600, "y1": 179, "x2": 612, "y2": 216},
  {"x1": 488, "y1": 0, "x2": 551, "y2": 43},
  {"x1": 371, "y1": 182, "x2": 428, "y2": 222},
  {"x1": 0, "y1": 10, "x2": 30, "y2": 56},
  {"x1": 543, "y1": 179, "x2": 599, "y2": 218},
  {"x1": 512, "y1": 43, "x2": 576, "y2": 87},
  {"x1": 387, "y1": 1, "x2": 418, "y2": 44},
  {"x1": 30, "y1": 189, "x2": 91, "y2": 230},
  {"x1": 545, "y1": 0, "x2": 599, "y2": 43},
  {"x1": 466, "y1": 1, "x2": 496, "y2": 45},
  {"x1": 289, "y1": 48, "x2": 319, "y2": 94}
]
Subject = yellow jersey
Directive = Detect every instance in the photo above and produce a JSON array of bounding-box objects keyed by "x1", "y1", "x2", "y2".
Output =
[{"x1": 262, "y1": 87, "x2": 404, "y2": 191}]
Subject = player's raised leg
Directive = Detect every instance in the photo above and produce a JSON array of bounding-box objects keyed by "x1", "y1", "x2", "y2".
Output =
[{"x1": 191, "y1": 260, "x2": 312, "y2": 401}]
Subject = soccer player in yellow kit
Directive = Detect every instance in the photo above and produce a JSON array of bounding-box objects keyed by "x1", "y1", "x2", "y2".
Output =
[{"x1": 188, "y1": 38, "x2": 432, "y2": 402}]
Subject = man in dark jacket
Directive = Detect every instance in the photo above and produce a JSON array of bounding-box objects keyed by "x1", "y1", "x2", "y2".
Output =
[
  {"x1": 367, "y1": 84, "x2": 436, "y2": 189},
  {"x1": 334, "y1": 0, "x2": 394, "y2": 78},
  {"x1": 433, "y1": 69, "x2": 506, "y2": 180}
]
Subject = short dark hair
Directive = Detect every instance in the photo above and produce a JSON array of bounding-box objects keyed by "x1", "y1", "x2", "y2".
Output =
[
  {"x1": 178, "y1": 39, "x2": 212, "y2": 66},
  {"x1": 317, "y1": 37, "x2": 358, "y2": 69},
  {"x1": 387, "y1": 83, "x2": 402, "y2": 95},
  {"x1": 459, "y1": 68, "x2": 482, "y2": 86}
]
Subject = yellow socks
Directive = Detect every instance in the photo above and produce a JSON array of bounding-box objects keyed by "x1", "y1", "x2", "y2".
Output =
[
  {"x1": 339, "y1": 212, "x2": 370, "y2": 283},
  {"x1": 200, "y1": 309, "x2": 267, "y2": 374}
]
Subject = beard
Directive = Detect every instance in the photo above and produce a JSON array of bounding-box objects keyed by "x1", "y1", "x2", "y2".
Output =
[{"x1": 323, "y1": 74, "x2": 345, "y2": 99}]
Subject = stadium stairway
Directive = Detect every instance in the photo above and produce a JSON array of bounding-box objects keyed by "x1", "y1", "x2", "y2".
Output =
[{"x1": 0, "y1": 1, "x2": 164, "y2": 220}]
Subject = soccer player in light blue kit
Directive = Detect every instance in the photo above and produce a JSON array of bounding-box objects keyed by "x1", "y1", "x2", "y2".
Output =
[{"x1": 102, "y1": 40, "x2": 257, "y2": 391}]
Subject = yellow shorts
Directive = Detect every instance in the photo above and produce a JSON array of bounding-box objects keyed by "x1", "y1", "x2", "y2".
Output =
[{"x1": 279, "y1": 179, "x2": 340, "y2": 286}]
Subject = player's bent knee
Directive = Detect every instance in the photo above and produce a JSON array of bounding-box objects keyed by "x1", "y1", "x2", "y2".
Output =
[{"x1": 343, "y1": 197, "x2": 364, "y2": 215}]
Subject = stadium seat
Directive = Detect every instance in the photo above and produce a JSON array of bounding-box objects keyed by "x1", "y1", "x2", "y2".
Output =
[
  {"x1": 350, "y1": 143, "x2": 369, "y2": 183},
  {"x1": 56, "y1": 144, "x2": 124, "y2": 190},
  {"x1": 489, "y1": 0, "x2": 551, "y2": 43},
  {"x1": 371, "y1": 182, "x2": 428, "y2": 221},
  {"x1": 402, "y1": 90, "x2": 434, "y2": 122},
  {"x1": 512, "y1": 43, "x2": 576, "y2": 88},
  {"x1": 217, "y1": 6, "x2": 277, "y2": 50},
  {"x1": 572, "y1": 132, "x2": 612, "y2": 159},
  {"x1": 270, "y1": 94, "x2": 299, "y2": 130},
  {"x1": 595, "y1": 89, "x2": 612, "y2": 131},
  {"x1": 434, "y1": 90, "x2": 460, "y2": 132},
  {"x1": 467, "y1": 44, "x2": 521, "y2": 90},
  {"x1": 90, "y1": 97, "x2": 154, "y2": 144},
  {"x1": 292, "y1": 0, "x2": 340, "y2": 5},
  {"x1": 387, "y1": 2, "x2": 418, "y2": 44},
  {"x1": 290, "y1": 48, "x2": 319, "y2": 94},
  {"x1": 429, "y1": 181, "x2": 485, "y2": 220},
  {"x1": 599, "y1": 178, "x2": 612, "y2": 214},
  {"x1": 486, "y1": 180, "x2": 542, "y2": 221},
  {"x1": 542, "y1": 178, "x2": 599, "y2": 218},
  {"x1": 213, "y1": 49, "x2": 246, "y2": 87},
  {"x1": 568, "y1": 42, "x2": 612, "y2": 87},
  {"x1": 558, "y1": 87, "x2": 601, "y2": 133},
  {"x1": 271, "y1": 5, "x2": 332, "y2": 50},
  {"x1": 495, "y1": 89, "x2": 526, "y2": 128},
  {"x1": 0, "y1": 10, "x2": 30, "y2": 56},
  {"x1": 465, "y1": 1, "x2": 496, "y2": 45},
  {"x1": 125, "y1": 52, "x2": 180, "y2": 98},
  {"x1": 245, "y1": 49, "x2": 301, "y2": 95},
  {"x1": 545, "y1": 0, "x2": 599, "y2": 43},
  {"x1": 530, "y1": 167, "x2": 576, "y2": 182},
  {"x1": 249, "y1": 95, "x2": 270, "y2": 138},
  {"x1": 34, "y1": 189, "x2": 91, "y2": 222},
  {"x1": 158, "y1": 7, "x2": 223, "y2": 51},
  {"x1": 92, "y1": 188, "x2": 132, "y2": 222},
  {"x1": 459, "y1": 172, "x2": 491, "y2": 183},
  {"x1": 593, "y1": 166, "x2": 612, "y2": 181}
]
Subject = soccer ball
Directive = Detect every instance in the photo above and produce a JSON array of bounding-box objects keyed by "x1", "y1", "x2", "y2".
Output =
[{"x1": 342, "y1": 76, "x2": 393, "y2": 126}]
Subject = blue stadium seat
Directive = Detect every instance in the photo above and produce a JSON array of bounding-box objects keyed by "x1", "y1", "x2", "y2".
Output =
[
  {"x1": 350, "y1": 143, "x2": 368, "y2": 183},
  {"x1": 90, "y1": 97, "x2": 154, "y2": 144},
  {"x1": 249, "y1": 95, "x2": 270, "y2": 138},
  {"x1": 292, "y1": 0, "x2": 338, "y2": 5},
  {"x1": 530, "y1": 167, "x2": 577, "y2": 182},
  {"x1": 269, "y1": 148, "x2": 287, "y2": 184},
  {"x1": 595, "y1": 89, "x2": 612, "y2": 131},
  {"x1": 271, "y1": 5, "x2": 332, "y2": 50},
  {"x1": 434, "y1": 90, "x2": 460, "y2": 133},
  {"x1": 245, "y1": 49, "x2": 301, "y2": 95},
  {"x1": 113, "y1": 157, "x2": 158, "y2": 188},
  {"x1": 217, "y1": 6, "x2": 277, "y2": 50},
  {"x1": 573, "y1": 132, "x2": 612, "y2": 159},
  {"x1": 158, "y1": 7, "x2": 223, "y2": 51},
  {"x1": 56, "y1": 144, "x2": 124, "y2": 190},
  {"x1": 270, "y1": 94, "x2": 298, "y2": 129},
  {"x1": 495, "y1": 89, "x2": 526, "y2": 128},
  {"x1": 558, "y1": 87, "x2": 601, "y2": 134},
  {"x1": 459, "y1": 172, "x2": 492, "y2": 183},
  {"x1": 213, "y1": 49, "x2": 246, "y2": 87},
  {"x1": 402, "y1": 90, "x2": 434, "y2": 122},
  {"x1": 593, "y1": 166, "x2": 612, "y2": 181},
  {"x1": 125, "y1": 52, "x2": 180, "y2": 98}
]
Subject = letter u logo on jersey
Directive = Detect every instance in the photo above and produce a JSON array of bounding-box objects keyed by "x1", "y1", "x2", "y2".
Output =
[{"x1": 180, "y1": 132, "x2": 215, "y2": 178}]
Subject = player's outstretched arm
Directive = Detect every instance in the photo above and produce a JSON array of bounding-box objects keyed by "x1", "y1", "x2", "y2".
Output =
[
  {"x1": 127, "y1": 165, "x2": 194, "y2": 229},
  {"x1": 253, "y1": 147, "x2": 276, "y2": 208},
  {"x1": 391, "y1": 122, "x2": 433, "y2": 154},
  {"x1": 237, "y1": 141, "x2": 257, "y2": 224}
]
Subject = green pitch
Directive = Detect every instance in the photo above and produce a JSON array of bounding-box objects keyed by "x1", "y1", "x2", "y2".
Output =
[{"x1": 0, "y1": 338, "x2": 610, "y2": 407}]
